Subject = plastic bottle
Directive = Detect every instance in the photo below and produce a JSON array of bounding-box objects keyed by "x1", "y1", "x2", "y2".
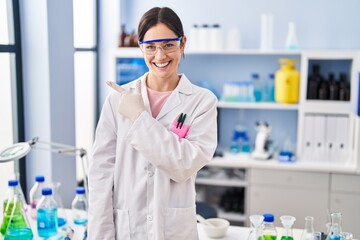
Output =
[
  {"x1": 285, "y1": 22, "x2": 299, "y2": 50},
  {"x1": 29, "y1": 175, "x2": 45, "y2": 220},
  {"x1": 300, "y1": 216, "x2": 315, "y2": 240},
  {"x1": 275, "y1": 59, "x2": 300, "y2": 103},
  {"x1": 263, "y1": 213, "x2": 277, "y2": 240},
  {"x1": 37, "y1": 188, "x2": 58, "y2": 238},
  {"x1": 72, "y1": 187, "x2": 88, "y2": 225},
  {"x1": 252, "y1": 73, "x2": 263, "y2": 102},
  {"x1": 280, "y1": 215, "x2": 296, "y2": 240},
  {"x1": 1, "y1": 179, "x2": 33, "y2": 239}
]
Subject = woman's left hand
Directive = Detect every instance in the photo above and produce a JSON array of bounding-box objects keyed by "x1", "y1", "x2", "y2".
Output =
[{"x1": 106, "y1": 80, "x2": 145, "y2": 122}]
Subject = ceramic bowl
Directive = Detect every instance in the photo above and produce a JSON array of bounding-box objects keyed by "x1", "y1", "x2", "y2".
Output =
[{"x1": 201, "y1": 218, "x2": 230, "y2": 238}]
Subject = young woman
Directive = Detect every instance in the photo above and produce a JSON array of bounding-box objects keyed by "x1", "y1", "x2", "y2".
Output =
[{"x1": 88, "y1": 7, "x2": 218, "y2": 240}]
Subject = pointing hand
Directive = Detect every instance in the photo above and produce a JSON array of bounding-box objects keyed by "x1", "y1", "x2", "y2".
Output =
[{"x1": 106, "y1": 80, "x2": 145, "y2": 122}]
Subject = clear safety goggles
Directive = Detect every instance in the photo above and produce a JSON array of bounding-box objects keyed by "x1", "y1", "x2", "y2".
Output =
[{"x1": 139, "y1": 37, "x2": 182, "y2": 55}]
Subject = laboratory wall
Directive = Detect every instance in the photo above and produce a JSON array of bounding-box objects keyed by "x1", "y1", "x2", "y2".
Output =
[{"x1": 121, "y1": 0, "x2": 360, "y2": 50}]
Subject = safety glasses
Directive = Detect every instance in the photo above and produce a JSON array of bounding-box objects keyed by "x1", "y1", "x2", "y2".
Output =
[{"x1": 139, "y1": 37, "x2": 182, "y2": 55}]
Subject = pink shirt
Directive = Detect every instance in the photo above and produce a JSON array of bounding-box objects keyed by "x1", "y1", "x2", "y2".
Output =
[{"x1": 146, "y1": 87, "x2": 172, "y2": 118}]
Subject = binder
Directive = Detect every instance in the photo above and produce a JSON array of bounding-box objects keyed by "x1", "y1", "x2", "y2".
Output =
[
  {"x1": 313, "y1": 115, "x2": 326, "y2": 162},
  {"x1": 303, "y1": 114, "x2": 315, "y2": 161},
  {"x1": 335, "y1": 116, "x2": 349, "y2": 163},
  {"x1": 325, "y1": 116, "x2": 337, "y2": 163}
]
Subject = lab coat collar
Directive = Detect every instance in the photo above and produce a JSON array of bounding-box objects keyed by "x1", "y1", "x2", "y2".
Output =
[{"x1": 131, "y1": 73, "x2": 193, "y2": 120}]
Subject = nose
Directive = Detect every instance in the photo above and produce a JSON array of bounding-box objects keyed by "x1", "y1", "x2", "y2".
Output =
[{"x1": 154, "y1": 46, "x2": 166, "y2": 59}]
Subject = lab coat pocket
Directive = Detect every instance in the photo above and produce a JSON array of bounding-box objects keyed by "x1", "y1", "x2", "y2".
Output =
[
  {"x1": 170, "y1": 113, "x2": 191, "y2": 139},
  {"x1": 114, "y1": 209, "x2": 131, "y2": 240},
  {"x1": 164, "y1": 207, "x2": 197, "y2": 240}
]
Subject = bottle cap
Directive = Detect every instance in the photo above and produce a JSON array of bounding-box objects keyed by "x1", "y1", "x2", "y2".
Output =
[
  {"x1": 42, "y1": 188, "x2": 52, "y2": 195},
  {"x1": 35, "y1": 175, "x2": 45, "y2": 182},
  {"x1": 8, "y1": 179, "x2": 19, "y2": 186},
  {"x1": 76, "y1": 187, "x2": 86, "y2": 194},
  {"x1": 263, "y1": 213, "x2": 275, "y2": 222},
  {"x1": 251, "y1": 73, "x2": 260, "y2": 79}
]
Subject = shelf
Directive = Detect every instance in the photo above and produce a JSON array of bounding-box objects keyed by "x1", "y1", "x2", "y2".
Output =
[
  {"x1": 301, "y1": 100, "x2": 355, "y2": 115},
  {"x1": 217, "y1": 101, "x2": 299, "y2": 110},
  {"x1": 195, "y1": 177, "x2": 247, "y2": 187}
]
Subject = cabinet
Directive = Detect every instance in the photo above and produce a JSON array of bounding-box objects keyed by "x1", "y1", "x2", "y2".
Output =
[
  {"x1": 330, "y1": 173, "x2": 360, "y2": 238},
  {"x1": 113, "y1": 48, "x2": 360, "y2": 230}
]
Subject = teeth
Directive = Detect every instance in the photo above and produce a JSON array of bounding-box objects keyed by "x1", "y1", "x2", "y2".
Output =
[{"x1": 155, "y1": 62, "x2": 169, "y2": 68}]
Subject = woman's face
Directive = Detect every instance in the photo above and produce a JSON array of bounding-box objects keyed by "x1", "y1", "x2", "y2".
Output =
[{"x1": 141, "y1": 23, "x2": 184, "y2": 80}]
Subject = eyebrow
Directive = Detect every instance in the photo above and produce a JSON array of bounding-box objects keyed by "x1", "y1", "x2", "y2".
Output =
[{"x1": 138, "y1": 36, "x2": 182, "y2": 45}]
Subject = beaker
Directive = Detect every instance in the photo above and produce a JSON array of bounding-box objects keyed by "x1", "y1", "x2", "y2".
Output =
[
  {"x1": 247, "y1": 215, "x2": 265, "y2": 240},
  {"x1": 325, "y1": 212, "x2": 342, "y2": 240},
  {"x1": 48, "y1": 182, "x2": 68, "y2": 228},
  {"x1": 300, "y1": 216, "x2": 315, "y2": 240},
  {"x1": 2, "y1": 183, "x2": 33, "y2": 239},
  {"x1": 280, "y1": 215, "x2": 296, "y2": 240}
]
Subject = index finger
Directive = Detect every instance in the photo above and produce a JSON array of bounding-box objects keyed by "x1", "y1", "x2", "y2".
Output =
[{"x1": 106, "y1": 81, "x2": 125, "y2": 93}]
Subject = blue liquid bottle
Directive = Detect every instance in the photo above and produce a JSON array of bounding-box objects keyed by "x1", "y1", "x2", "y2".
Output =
[
  {"x1": 71, "y1": 187, "x2": 88, "y2": 225},
  {"x1": 36, "y1": 188, "x2": 58, "y2": 238}
]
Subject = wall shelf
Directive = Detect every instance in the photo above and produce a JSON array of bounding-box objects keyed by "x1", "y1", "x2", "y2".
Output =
[{"x1": 217, "y1": 101, "x2": 299, "y2": 110}]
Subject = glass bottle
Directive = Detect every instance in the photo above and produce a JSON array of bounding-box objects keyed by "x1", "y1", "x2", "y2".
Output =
[
  {"x1": 263, "y1": 213, "x2": 277, "y2": 240},
  {"x1": 325, "y1": 212, "x2": 342, "y2": 240},
  {"x1": 1, "y1": 179, "x2": 33, "y2": 239},
  {"x1": 37, "y1": 188, "x2": 58, "y2": 238},
  {"x1": 72, "y1": 187, "x2": 88, "y2": 225},
  {"x1": 300, "y1": 216, "x2": 315, "y2": 240},
  {"x1": 252, "y1": 73, "x2": 263, "y2": 102},
  {"x1": 49, "y1": 182, "x2": 67, "y2": 227},
  {"x1": 29, "y1": 175, "x2": 45, "y2": 220},
  {"x1": 248, "y1": 215, "x2": 265, "y2": 240},
  {"x1": 280, "y1": 215, "x2": 296, "y2": 240}
]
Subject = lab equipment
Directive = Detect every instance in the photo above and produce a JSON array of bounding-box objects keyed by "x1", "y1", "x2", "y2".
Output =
[
  {"x1": 325, "y1": 212, "x2": 342, "y2": 240},
  {"x1": 312, "y1": 232, "x2": 322, "y2": 240},
  {"x1": 247, "y1": 215, "x2": 265, "y2": 240},
  {"x1": 1, "y1": 179, "x2": 33, "y2": 239},
  {"x1": 49, "y1": 182, "x2": 68, "y2": 227},
  {"x1": 252, "y1": 121, "x2": 272, "y2": 160},
  {"x1": 275, "y1": 59, "x2": 300, "y2": 103},
  {"x1": 72, "y1": 187, "x2": 88, "y2": 225},
  {"x1": 300, "y1": 216, "x2": 315, "y2": 240},
  {"x1": 252, "y1": 73, "x2": 263, "y2": 102},
  {"x1": 285, "y1": 21, "x2": 299, "y2": 50},
  {"x1": 29, "y1": 175, "x2": 46, "y2": 220},
  {"x1": 260, "y1": 14, "x2": 274, "y2": 50},
  {"x1": 265, "y1": 73, "x2": 275, "y2": 102},
  {"x1": 222, "y1": 81, "x2": 254, "y2": 102},
  {"x1": 277, "y1": 137, "x2": 296, "y2": 163},
  {"x1": 37, "y1": 188, "x2": 58, "y2": 238},
  {"x1": 280, "y1": 215, "x2": 296, "y2": 240},
  {"x1": 340, "y1": 232, "x2": 353, "y2": 240},
  {"x1": 229, "y1": 125, "x2": 250, "y2": 154},
  {"x1": 263, "y1": 213, "x2": 277, "y2": 240}
]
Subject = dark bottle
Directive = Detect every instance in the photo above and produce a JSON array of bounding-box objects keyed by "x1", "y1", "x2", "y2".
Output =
[
  {"x1": 338, "y1": 73, "x2": 351, "y2": 101},
  {"x1": 119, "y1": 24, "x2": 127, "y2": 48},
  {"x1": 307, "y1": 64, "x2": 323, "y2": 99},
  {"x1": 329, "y1": 73, "x2": 339, "y2": 100}
]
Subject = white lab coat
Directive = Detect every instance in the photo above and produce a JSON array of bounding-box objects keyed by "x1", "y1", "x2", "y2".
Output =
[{"x1": 88, "y1": 73, "x2": 218, "y2": 240}]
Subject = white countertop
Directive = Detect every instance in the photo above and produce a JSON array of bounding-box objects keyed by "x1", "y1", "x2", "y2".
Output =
[{"x1": 210, "y1": 152, "x2": 359, "y2": 174}]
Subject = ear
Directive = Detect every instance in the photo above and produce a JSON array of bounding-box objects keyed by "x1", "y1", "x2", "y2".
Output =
[{"x1": 180, "y1": 35, "x2": 187, "y2": 50}]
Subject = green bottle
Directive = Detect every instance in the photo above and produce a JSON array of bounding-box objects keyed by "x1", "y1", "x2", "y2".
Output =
[{"x1": 263, "y1": 213, "x2": 277, "y2": 240}]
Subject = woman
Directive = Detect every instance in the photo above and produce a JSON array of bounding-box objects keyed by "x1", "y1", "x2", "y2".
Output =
[{"x1": 88, "y1": 7, "x2": 217, "y2": 240}]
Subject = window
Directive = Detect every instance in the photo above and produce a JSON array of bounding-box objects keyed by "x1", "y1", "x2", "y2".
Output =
[
  {"x1": 73, "y1": 0, "x2": 98, "y2": 182},
  {"x1": 0, "y1": 0, "x2": 24, "y2": 201}
]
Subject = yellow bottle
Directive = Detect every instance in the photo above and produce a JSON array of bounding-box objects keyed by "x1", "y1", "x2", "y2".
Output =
[{"x1": 275, "y1": 58, "x2": 300, "y2": 103}]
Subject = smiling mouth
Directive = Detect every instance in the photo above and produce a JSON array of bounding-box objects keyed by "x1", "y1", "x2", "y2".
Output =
[{"x1": 154, "y1": 61, "x2": 170, "y2": 68}]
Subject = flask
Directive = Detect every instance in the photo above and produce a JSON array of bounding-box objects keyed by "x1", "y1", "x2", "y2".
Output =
[
  {"x1": 29, "y1": 175, "x2": 45, "y2": 220},
  {"x1": 248, "y1": 215, "x2": 265, "y2": 240},
  {"x1": 37, "y1": 188, "x2": 58, "y2": 238},
  {"x1": 252, "y1": 73, "x2": 263, "y2": 102},
  {"x1": 275, "y1": 59, "x2": 300, "y2": 103},
  {"x1": 1, "y1": 179, "x2": 33, "y2": 239},
  {"x1": 300, "y1": 216, "x2": 315, "y2": 240},
  {"x1": 280, "y1": 215, "x2": 296, "y2": 240},
  {"x1": 325, "y1": 212, "x2": 342, "y2": 240},
  {"x1": 263, "y1": 213, "x2": 277, "y2": 240},
  {"x1": 285, "y1": 21, "x2": 299, "y2": 50},
  {"x1": 72, "y1": 187, "x2": 88, "y2": 225}
]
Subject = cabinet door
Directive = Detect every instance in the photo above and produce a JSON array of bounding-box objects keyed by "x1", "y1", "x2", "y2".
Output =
[
  {"x1": 330, "y1": 193, "x2": 360, "y2": 238},
  {"x1": 248, "y1": 169, "x2": 329, "y2": 232}
]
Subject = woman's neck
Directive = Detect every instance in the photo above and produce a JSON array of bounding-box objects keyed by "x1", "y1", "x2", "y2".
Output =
[{"x1": 146, "y1": 74, "x2": 180, "y2": 92}]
